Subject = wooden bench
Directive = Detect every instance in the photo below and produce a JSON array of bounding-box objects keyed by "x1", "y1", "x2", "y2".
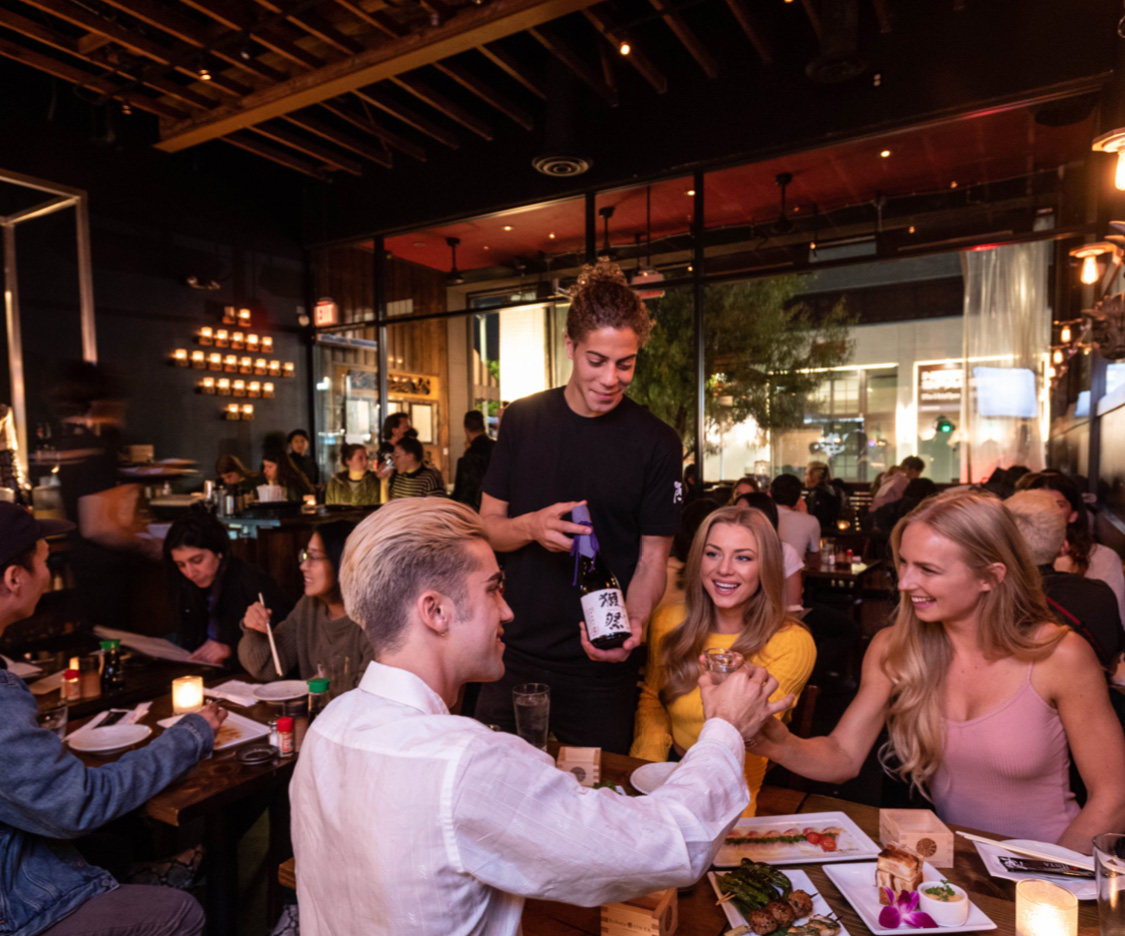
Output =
[{"x1": 279, "y1": 857, "x2": 296, "y2": 891}]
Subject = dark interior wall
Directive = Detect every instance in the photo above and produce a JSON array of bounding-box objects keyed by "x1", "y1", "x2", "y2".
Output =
[{"x1": 0, "y1": 70, "x2": 316, "y2": 480}]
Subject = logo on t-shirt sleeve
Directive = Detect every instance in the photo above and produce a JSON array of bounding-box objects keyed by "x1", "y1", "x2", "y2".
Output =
[{"x1": 673, "y1": 481, "x2": 683, "y2": 504}]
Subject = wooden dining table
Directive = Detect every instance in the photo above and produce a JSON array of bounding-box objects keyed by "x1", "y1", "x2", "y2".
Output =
[{"x1": 523, "y1": 748, "x2": 1102, "y2": 936}]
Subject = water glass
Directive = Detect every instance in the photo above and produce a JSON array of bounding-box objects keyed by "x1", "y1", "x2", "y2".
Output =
[
  {"x1": 1095, "y1": 833, "x2": 1125, "y2": 936},
  {"x1": 37, "y1": 703, "x2": 68, "y2": 740},
  {"x1": 702, "y1": 648, "x2": 745, "y2": 685},
  {"x1": 512, "y1": 683, "x2": 550, "y2": 750}
]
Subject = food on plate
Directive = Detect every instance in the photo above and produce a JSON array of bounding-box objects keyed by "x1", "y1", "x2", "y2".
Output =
[
  {"x1": 788, "y1": 888, "x2": 814, "y2": 918},
  {"x1": 917, "y1": 879, "x2": 971, "y2": 926},
  {"x1": 766, "y1": 900, "x2": 796, "y2": 927},
  {"x1": 213, "y1": 722, "x2": 244, "y2": 747},
  {"x1": 921, "y1": 881, "x2": 962, "y2": 902},
  {"x1": 716, "y1": 865, "x2": 835, "y2": 935},
  {"x1": 724, "y1": 913, "x2": 841, "y2": 936},
  {"x1": 876, "y1": 844, "x2": 924, "y2": 905},
  {"x1": 724, "y1": 825, "x2": 844, "y2": 856}
]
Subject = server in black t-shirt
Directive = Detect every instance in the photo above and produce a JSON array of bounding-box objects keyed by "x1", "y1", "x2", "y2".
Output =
[{"x1": 476, "y1": 261, "x2": 683, "y2": 753}]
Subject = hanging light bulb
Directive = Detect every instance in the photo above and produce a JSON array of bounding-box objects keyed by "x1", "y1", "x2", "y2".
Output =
[
  {"x1": 1092, "y1": 129, "x2": 1125, "y2": 191},
  {"x1": 1081, "y1": 254, "x2": 1100, "y2": 285},
  {"x1": 1053, "y1": 349, "x2": 1063, "y2": 364},
  {"x1": 1070, "y1": 242, "x2": 1117, "y2": 287},
  {"x1": 1061, "y1": 325, "x2": 1072, "y2": 344},
  {"x1": 1116, "y1": 152, "x2": 1125, "y2": 191}
]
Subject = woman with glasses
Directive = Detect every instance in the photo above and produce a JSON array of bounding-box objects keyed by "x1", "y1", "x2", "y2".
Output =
[{"x1": 238, "y1": 520, "x2": 373, "y2": 695}]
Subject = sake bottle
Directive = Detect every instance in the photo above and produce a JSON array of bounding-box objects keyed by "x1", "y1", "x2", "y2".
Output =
[{"x1": 572, "y1": 504, "x2": 629, "y2": 650}]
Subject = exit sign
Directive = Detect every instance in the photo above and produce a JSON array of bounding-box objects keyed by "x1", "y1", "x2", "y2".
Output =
[{"x1": 314, "y1": 298, "x2": 338, "y2": 326}]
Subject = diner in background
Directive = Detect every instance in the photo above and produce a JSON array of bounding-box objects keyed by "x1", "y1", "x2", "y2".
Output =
[
  {"x1": 291, "y1": 499, "x2": 792, "y2": 936},
  {"x1": 727, "y1": 475, "x2": 759, "y2": 504},
  {"x1": 324, "y1": 443, "x2": 380, "y2": 506},
  {"x1": 736, "y1": 492, "x2": 805, "y2": 609},
  {"x1": 804, "y1": 460, "x2": 845, "y2": 532},
  {"x1": 771, "y1": 473, "x2": 822, "y2": 564},
  {"x1": 215, "y1": 454, "x2": 262, "y2": 497},
  {"x1": 238, "y1": 520, "x2": 373, "y2": 695},
  {"x1": 871, "y1": 455, "x2": 926, "y2": 510},
  {"x1": 451, "y1": 409, "x2": 495, "y2": 510},
  {"x1": 287, "y1": 428, "x2": 319, "y2": 488},
  {"x1": 0, "y1": 502, "x2": 227, "y2": 936},
  {"x1": 475, "y1": 260, "x2": 682, "y2": 753},
  {"x1": 375, "y1": 412, "x2": 412, "y2": 474},
  {"x1": 165, "y1": 509, "x2": 293, "y2": 665},
  {"x1": 632, "y1": 505, "x2": 815, "y2": 815},
  {"x1": 260, "y1": 447, "x2": 314, "y2": 503},
  {"x1": 750, "y1": 489, "x2": 1125, "y2": 852},
  {"x1": 387, "y1": 436, "x2": 445, "y2": 499}
]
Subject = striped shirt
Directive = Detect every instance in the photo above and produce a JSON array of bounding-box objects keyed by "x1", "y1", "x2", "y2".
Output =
[{"x1": 388, "y1": 465, "x2": 445, "y2": 499}]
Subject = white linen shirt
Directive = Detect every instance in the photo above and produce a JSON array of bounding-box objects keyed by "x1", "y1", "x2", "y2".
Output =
[{"x1": 291, "y1": 661, "x2": 749, "y2": 936}]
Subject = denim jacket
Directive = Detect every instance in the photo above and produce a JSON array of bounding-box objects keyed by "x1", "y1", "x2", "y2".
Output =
[{"x1": 0, "y1": 669, "x2": 213, "y2": 936}]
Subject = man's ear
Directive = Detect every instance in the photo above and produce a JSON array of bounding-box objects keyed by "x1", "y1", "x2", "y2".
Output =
[
  {"x1": 415, "y1": 589, "x2": 451, "y2": 637},
  {"x1": 0, "y1": 564, "x2": 22, "y2": 597}
]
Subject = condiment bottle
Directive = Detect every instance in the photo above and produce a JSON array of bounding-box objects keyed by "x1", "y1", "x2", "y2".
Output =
[
  {"x1": 307, "y1": 677, "x2": 330, "y2": 725},
  {"x1": 267, "y1": 718, "x2": 280, "y2": 750},
  {"x1": 77, "y1": 656, "x2": 101, "y2": 700},
  {"x1": 100, "y1": 639, "x2": 124, "y2": 694},
  {"x1": 62, "y1": 668, "x2": 81, "y2": 702},
  {"x1": 276, "y1": 716, "x2": 295, "y2": 756}
]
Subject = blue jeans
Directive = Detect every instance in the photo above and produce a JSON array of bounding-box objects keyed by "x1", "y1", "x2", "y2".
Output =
[{"x1": 35, "y1": 885, "x2": 204, "y2": 936}]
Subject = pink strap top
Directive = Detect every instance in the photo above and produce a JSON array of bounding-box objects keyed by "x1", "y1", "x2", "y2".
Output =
[{"x1": 930, "y1": 664, "x2": 1079, "y2": 843}]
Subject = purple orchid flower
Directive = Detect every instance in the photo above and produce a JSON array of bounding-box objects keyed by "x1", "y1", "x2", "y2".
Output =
[{"x1": 878, "y1": 889, "x2": 938, "y2": 929}]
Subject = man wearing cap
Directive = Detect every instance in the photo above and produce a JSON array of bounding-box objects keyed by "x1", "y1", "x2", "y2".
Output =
[{"x1": 0, "y1": 503, "x2": 227, "y2": 936}]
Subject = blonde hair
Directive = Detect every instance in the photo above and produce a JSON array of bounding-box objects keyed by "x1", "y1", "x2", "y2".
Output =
[
  {"x1": 1005, "y1": 490, "x2": 1068, "y2": 566},
  {"x1": 340, "y1": 499, "x2": 487, "y2": 655},
  {"x1": 879, "y1": 489, "x2": 1063, "y2": 796},
  {"x1": 659, "y1": 506, "x2": 799, "y2": 705},
  {"x1": 566, "y1": 259, "x2": 653, "y2": 346}
]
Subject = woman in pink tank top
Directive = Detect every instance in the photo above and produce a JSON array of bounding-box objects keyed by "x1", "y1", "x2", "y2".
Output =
[{"x1": 752, "y1": 489, "x2": 1125, "y2": 853}]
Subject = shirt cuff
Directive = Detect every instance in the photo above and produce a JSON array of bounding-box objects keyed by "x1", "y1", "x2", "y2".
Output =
[{"x1": 698, "y1": 718, "x2": 746, "y2": 767}]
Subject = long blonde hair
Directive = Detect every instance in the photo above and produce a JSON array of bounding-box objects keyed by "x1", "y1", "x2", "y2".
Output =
[
  {"x1": 879, "y1": 489, "x2": 1064, "y2": 796},
  {"x1": 659, "y1": 506, "x2": 798, "y2": 705}
]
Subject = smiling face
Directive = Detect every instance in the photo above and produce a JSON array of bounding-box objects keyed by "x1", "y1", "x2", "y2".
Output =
[
  {"x1": 897, "y1": 521, "x2": 994, "y2": 627},
  {"x1": 171, "y1": 546, "x2": 222, "y2": 590},
  {"x1": 563, "y1": 326, "x2": 640, "y2": 418},
  {"x1": 300, "y1": 532, "x2": 336, "y2": 600},
  {"x1": 448, "y1": 538, "x2": 512, "y2": 684},
  {"x1": 700, "y1": 522, "x2": 762, "y2": 621}
]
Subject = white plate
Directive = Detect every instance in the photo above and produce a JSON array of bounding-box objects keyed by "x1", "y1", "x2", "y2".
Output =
[
  {"x1": 824, "y1": 861, "x2": 996, "y2": 933},
  {"x1": 253, "y1": 680, "x2": 307, "y2": 702},
  {"x1": 714, "y1": 811, "x2": 882, "y2": 866},
  {"x1": 629, "y1": 762, "x2": 679, "y2": 794},
  {"x1": 708, "y1": 868, "x2": 849, "y2": 935},
  {"x1": 159, "y1": 710, "x2": 270, "y2": 751},
  {"x1": 67, "y1": 724, "x2": 152, "y2": 754},
  {"x1": 972, "y1": 838, "x2": 1097, "y2": 901}
]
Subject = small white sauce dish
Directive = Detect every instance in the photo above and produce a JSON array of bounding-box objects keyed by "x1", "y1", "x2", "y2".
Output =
[{"x1": 917, "y1": 879, "x2": 970, "y2": 926}]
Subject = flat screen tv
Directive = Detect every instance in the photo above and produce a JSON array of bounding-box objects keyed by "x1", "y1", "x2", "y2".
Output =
[{"x1": 973, "y1": 366, "x2": 1038, "y2": 419}]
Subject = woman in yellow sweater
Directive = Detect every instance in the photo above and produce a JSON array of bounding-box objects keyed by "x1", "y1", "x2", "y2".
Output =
[{"x1": 631, "y1": 505, "x2": 816, "y2": 814}]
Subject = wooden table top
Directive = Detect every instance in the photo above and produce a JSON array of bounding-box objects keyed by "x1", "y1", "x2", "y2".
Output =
[{"x1": 524, "y1": 754, "x2": 1101, "y2": 936}]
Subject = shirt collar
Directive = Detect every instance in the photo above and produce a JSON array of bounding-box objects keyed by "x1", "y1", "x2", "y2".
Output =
[{"x1": 358, "y1": 660, "x2": 449, "y2": 716}]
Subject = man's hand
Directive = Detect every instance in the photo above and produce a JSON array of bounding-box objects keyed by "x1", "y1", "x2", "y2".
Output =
[
  {"x1": 242, "y1": 601, "x2": 272, "y2": 634},
  {"x1": 197, "y1": 700, "x2": 228, "y2": 734},
  {"x1": 699, "y1": 662, "x2": 793, "y2": 746},
  {"x1": 529, "y1": 500, "x2": 591, "y2": 553},
  {"x1": 578, "y1": 615, "x2": 642, "y2": 663},
  {"x1": 188, "y1": 640, "x2": 232, "y2": 665}
]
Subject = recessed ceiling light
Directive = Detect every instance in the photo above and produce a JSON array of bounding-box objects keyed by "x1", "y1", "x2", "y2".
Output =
[
  {"x1": 548, "y1": 232, "x2": 556, "y2": 239},
  {"x1": 503, "y1": 225, "x2": 513, "y2": 231},
  {"x1": 686, "y1": 189, "x2": 696, "y2": 196},
  {"x1": 880, "y1": 149, "x2": 891, "y2": 158},
  {"x1": 793, "y1": 205, "x2": 800, "y2": 213},
  {"x1": 908, "y1": 225, "x2": 916, "y2": 234},
  {"x1": 950, "y1": 181, "x2": 958, "y2": 189},
  {"x1": 483, "y1": 245, "x2": 490, "y2": 250}
]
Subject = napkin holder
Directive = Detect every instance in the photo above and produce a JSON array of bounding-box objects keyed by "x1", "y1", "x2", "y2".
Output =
[
  {"x1": 601, "y1": 887, "x2": 677, "y2": 936},
  {"x1": 879, "y1": 808, "x2": 954, "y2": 868},
  {"x1": 556, "y1": 746, "x2": 601, "y2": 787}
]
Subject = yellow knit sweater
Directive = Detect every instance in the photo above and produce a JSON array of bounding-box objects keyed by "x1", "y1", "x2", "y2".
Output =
[{"x1": 630, "y1": 603, "x2": 817, "y2": 815}]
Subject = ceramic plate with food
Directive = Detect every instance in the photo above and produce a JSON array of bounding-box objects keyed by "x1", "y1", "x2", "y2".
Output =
[
  {"x1": 158, "y1": 710, "x2": 270, "y2": 751},
  {"x1": 708, "y1": 866, "x2": 848, "y2": 936},
  {"x1": 714, "y1": 811, "x2": 881, "y2": 866}
]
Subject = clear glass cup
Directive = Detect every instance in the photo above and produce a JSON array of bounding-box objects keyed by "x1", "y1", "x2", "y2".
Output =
[
  {"x1": 37, "y1": 703, "x2": 68, "y2": 740},
  {"x1": 702, "y1": 648, "x2": 745, "y2": 685},
  {"x1": 1094, "y1": 833, "x2": 1125, "y2": 936},
  {"x1": 512, "y1": 683, "x2": 550, "y2": 750}
]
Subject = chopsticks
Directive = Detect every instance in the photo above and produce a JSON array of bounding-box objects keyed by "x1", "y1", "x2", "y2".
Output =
[
  {"x1": 260, "y1": 591, "x2": 283, "y2": 678},
  {"x1": 955, "y1": 831, "x2": 1095, "y2": 872}
]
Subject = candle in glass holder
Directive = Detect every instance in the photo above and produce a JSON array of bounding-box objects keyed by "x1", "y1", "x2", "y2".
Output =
[
  {"x1": 199, "y1": 326, "x2": 214, "y2": 345},
  {"x1": 223, "y1": 354, "x2": 238, "y2": 372},
  {"x1": 246, "y1": 334, "x2": 260, "y2": 351},
  {"x1": 172, "y1": 348, "x2": 188, "y2": 366},
  {"x1": 191, "y1": 350, "x2": 206, "y2": 368},
  {"x1": 239, "y1": 356, "x2": 253, "y2": 373},
  {"x1": 208, "y1": 352, "x2": 223, "y2": 371},
  {"x1": 200, "y1": 377, "x2": 216, "y2": 394},
  {"x1": 248, "y1": 381, "x2": 261, "y2": 397},
  {"x1": 215, "y1": 329, "x2": 229, "y2": 347},
  {"x1": 263, "y1": 382, "x2": 275, "y2": 398},
  {"x1": 225, "y1": 403, "x2": 240, "y2": 419},
  {"x1": 1016, "y1": 879, "x2": 1077, "y2": 936},
  {"x1": 217, "y1": 378, "x2": 231, "y2": 394},
  {"x1": 172, "y1": 675, "x2": 204, "y2": 714},
  {"x1": 261, "y1": 336, "x2": 274, "y2": 353},
  {"x1": 241, "y1": 403, "x2": 254, "y2": 419},
  {"x1": 231, "y1": 331, "x2": 245, "y2": 349},
  {"x1": 282, "y1": 362, "x2": 295, "y2": 377},
  {"x1": 254, "y1": 358, "x2": 268, "y2": 374},
  {"x1": 268, "y1": 360, "x2": 282, "y2": 376},
  {"x1": 232, "y1": 379, "x2": 246, "y2": 397},
  {"x1": 238, "y1": 308, "x2": 252, "y2": 325}
]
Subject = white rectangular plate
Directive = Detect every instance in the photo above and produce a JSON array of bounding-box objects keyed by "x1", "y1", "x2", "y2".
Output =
[
  {"x1": 972, "y1": 839, "x2": 1096, "y2": 901},
  {"x1": 824, "y1": 861, "x2": 996, "y2": 933},
  {"x1": 159, "y1": 710, "x2": 269, "y2": 751},
  {"x1": 714, "y1": 811, "x2": 882, "y2": 866},
  {"x1": 708, "y1": 868, "x2": 849, "y2": 935}
]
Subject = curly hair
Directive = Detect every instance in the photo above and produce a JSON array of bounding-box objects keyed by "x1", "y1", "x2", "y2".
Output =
[{"x1": 565, "y1": 260, "x2": 653, "y2": 346}]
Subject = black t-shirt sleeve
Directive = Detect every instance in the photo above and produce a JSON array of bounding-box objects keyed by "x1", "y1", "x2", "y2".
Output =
[
  {"x1": 638, "y1": 423, "x2": 683, "y2": 537},
  {"x1": 481, "y1": 406, "x2": 518, "y2": 504}
]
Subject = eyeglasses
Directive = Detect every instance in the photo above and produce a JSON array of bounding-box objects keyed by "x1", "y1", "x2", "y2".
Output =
[{"x1": 299, "y1": 550, "x2": 329, "y2": 563}]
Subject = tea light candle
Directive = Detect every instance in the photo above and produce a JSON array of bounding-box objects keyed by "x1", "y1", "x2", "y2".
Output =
[
  {"x1": 232, "y1": 379, "x2": 246, "y2": 396},
  {"x1": 246, "y1": 334, "x2": 260, "y2": 351},
  {"x1": 837, "y1": 519, "x2": 851, "y2": 530},
  {"x1": 282, "y1": 361, "x2": 295, "y2": 377},
  {"x1": 261, "y1": 336, "x2": 274, "y2": 353},
  {"x1": 172, "y1": 348, "x2": 188, "y2": 366},
  {"x1": 238, "y1": 308, "x2": 252, "y2": 324},
  {"x1": 241, "y1": 403, "x2": 254, "y2": 419},
  {"x1": 248, "y1": 381, "x2": 261, "y2": 397},
  {"x1": 239, "y1": 356, "x2": 253, "y2": 373},
  {"x1": 191, "y1": 350, "x2": 206, "y2": 368},
  {"x1": 268, "y1": 360, "x2": 281, "y2": 376},
  {"x1": 208, "y1": 352, "x2": 223, "y2": 370},
  {"x1": 231, "y1": 331, "x2": 245, "y2": 349},
  {"x1": 172, "y1": 675, "x2": 204, "y2": 714},
  {"x1": 254, "y1": 358, "x2": 268, "y2": 374},
  {"x1": 222, "y1": 305, "x2": 237, "y2": 324},
  {"x1": 217, "y1": 378, "x2": 231, "y2": 394},
  {"x1": 199, "y1": 326, "x2": 214, "y2": 345},
  {"x1": 262, "y1": 382, "x2": 275, "y2": 398},
  {"x1": 1016, "y1": 879, "x2": 1077, "y2": 936},
  {"x1": 200, "y1": 377, "x2": 216, "y2": 394},
  {"x1": 223, "y1": 354, "x2": 238, "y2": 371},
  {"x1": 225, "y1": 403, "x2": 241, "y2": 419},
  {"x1": 215, "y1": 329, "x2": 229, "y2": 347}
]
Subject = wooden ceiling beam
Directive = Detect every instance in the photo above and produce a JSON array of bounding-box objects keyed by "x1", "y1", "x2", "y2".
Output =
[
  {"x1": 582, "y1": 6, "x2": 667, "y2": 93},
  {"x1": 249, "y1": 121, "x2": 364, "y2": 172},
  {"x1": 645, "y1": 0, "x2": 717, "y2": 79},
  {"x1": 155, "y1": 0, "x2": 602, "y2": 151},
  {"x1": 354, "y1": 87, "x2": 460, "y2": 147},
  {"x1": 0, "y1": 34, "x2": 188, "y2": 119},
  {"x1": 284, "y1": 111, "x2": 393, "y2": 167},
  {"x1": 172, "y1": 0, "x2": 327, "y2": 70},
  {"x1": 722, "y1": 0, "x2": 774, "y2": 64},
  {"x1": 329, "y1": 0, "x2": 406, "y2": 39},
  {"x1": 871, "y1": 0, "x2": 892, "y2": 33},
  {"x1": 527, "y1": 25, "x2": 617, "y2": 106},
  {"x1": 222, "y1": 132, "x2": 324, "y2": 177},
  {"x1": 477, "y1": 42, "x2": 546, "y2": 100},
  {"x1": 319, "y1": 99, "x2": 427, "y2": 160},
  {"x1": 390, "y1": 74, "x2": 492, "y2": 139},
  {"x1": 248, "y1": 0, "x2": 366, "y2": 55},
  {"x1": 432, "y1": 60, "x2": 533, "y2": 129}
]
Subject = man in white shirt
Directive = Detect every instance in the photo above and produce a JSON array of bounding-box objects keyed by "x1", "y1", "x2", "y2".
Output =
[
  {"x1": 291, "y1": 499, "x2": 792, "y2": 936},
  {"x1": 771, "y1": 473, "x2": 822, "y2": 563}
]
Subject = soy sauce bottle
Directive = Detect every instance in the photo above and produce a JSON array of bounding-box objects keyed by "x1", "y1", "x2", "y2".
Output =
[
  {"x1": 100, "y1": 639, "x2": 124, "y2": 694},
  {"x1": 572, "y1": 504, "x2": 629, "y2": 650}
]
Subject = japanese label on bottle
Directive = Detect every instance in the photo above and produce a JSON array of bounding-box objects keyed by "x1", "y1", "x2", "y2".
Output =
[{"x1": 581, "y1": 588, "x2": 629, "y2": 641}]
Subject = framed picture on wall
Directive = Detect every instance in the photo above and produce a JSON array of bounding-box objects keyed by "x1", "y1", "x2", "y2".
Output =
[{"x1": 410, "y1": 402, "x2": 434, "y2": 444}]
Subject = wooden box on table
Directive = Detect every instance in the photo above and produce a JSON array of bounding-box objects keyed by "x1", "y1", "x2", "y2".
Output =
[
  {"x1": 879, "y1": 808, "x2": 954, "y2": 868},
  {"x1": 601, "y1": 888, "x2": 677, "y2": 936},
  {"x1": 556, "y1": 746, "x2": 601, "y2": 787}
]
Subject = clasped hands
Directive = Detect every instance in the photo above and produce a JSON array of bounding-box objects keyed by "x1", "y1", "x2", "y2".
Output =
[{"x1": 699, "y1": 660, "x2": 793, "y2": 748}]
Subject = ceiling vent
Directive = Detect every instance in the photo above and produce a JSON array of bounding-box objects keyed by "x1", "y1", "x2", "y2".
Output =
[{"x1": 806, "y1": 0, "x2": 866, "y2": 84}]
